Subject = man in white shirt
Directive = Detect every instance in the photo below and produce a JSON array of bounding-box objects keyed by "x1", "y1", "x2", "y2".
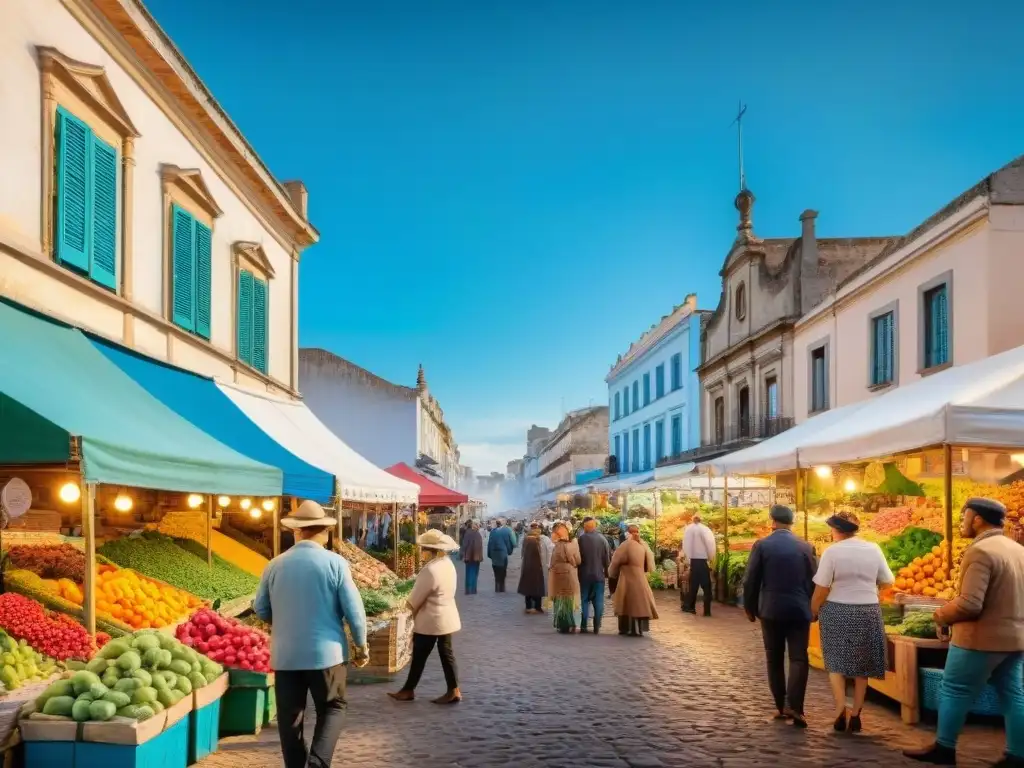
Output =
[{"x1": 682, "y1": 514, "x2": 717, "y2": 617}]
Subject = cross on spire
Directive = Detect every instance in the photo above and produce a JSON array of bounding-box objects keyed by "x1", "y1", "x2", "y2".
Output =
[{"x1": 731, "y1": 101, "x2": 748, "y2": 192}]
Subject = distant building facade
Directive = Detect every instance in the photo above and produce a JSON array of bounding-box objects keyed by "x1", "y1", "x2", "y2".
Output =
[
  {"x1": 606, "y1": 294, "x2": 706, "y2": 474},
  {"x1": 536, "y1": 407, "x2": 609, "y2": 494}
]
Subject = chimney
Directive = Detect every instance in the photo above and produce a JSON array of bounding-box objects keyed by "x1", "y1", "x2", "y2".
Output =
[
  {"x1": 799, "y1": 209, "x2": 819, "y2": 271},
  {"x1": 283, "y1": 180, "x2": 309, "y2": 219}
]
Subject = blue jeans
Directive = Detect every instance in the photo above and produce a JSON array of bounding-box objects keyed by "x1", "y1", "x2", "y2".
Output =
[
  {"x1": 464, "y1": 562, "x2": 480, "y2": 594},
  {"x1": 937, "y1": 646, "x2": 1024, "y2": 757},
  {"x1": 580, "y1": 580, "x2": 605, "y2": 627}
]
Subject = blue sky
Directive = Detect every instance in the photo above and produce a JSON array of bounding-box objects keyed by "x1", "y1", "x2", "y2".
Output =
[{"x1": 147, "y1": 0, "x2": 1024, "y2": 474}]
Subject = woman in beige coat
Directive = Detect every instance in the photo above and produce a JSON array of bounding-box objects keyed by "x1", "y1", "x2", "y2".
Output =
[
  {"x1": 549, "y1": 521, "x2": 582, "y2": 634},
  {"x1": 609, "y1": 524, "x2": 659, "y2": 636},
  {"x1": 388, "y1": 530, "x2": 462, "y2": 704}
]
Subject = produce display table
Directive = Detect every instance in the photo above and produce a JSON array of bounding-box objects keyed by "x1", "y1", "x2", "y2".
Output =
[{"x1": 810, "y1": 622, "x2": 946, "y2": 724}]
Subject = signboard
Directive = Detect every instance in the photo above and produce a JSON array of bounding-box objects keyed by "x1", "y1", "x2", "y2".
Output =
[{"x1": 1, "y1": 478, "x2": 31, "y2": 519}]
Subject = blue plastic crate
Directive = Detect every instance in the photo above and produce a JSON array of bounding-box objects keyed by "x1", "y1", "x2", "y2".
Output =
[
  {"x1": 24, "y1": 739, "x2": 75, "y2": 768},
  {"x1": 75, "y1": 715, "x2": 189, "y2": 768},
  {"x1": 919, "y1": 667, "x2": 1003, "y2": 716},
  {"x1": 188, "y1": 697, "x2": 222, "y2": 765}
]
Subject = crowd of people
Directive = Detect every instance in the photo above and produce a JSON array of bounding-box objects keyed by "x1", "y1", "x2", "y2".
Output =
[{"x1": 249, "y1": 495, "x2": 1023, "y2": 768}]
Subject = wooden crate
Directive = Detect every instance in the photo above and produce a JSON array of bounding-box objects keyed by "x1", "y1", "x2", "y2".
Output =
[{"x1": 346, "y1": 610, "x2": 412, "y2": 680}]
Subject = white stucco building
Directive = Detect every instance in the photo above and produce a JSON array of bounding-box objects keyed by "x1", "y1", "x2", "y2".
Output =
[
  {"x1": 793, "y1": 156, "x2": 1024, "y2": 420},
  {"x1": 0, "y1": 0, "x2": 317, "y2": 394},
  {"x1": 299, "y1": 349, "x2": 462, "y2": 489},
  {"x1": 606, "y1": 295, "x2": 706, "y2": 474}
]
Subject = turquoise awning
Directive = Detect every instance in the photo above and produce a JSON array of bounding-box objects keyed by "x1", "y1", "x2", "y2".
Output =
[{"x1": 0, "y1": 301, "x2": 282, "y2": 496}]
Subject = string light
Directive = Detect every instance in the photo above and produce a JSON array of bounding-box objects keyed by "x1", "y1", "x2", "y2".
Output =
[
  {"x1": 217, "y1": 496, "x2": 230, "y2": 508},
  {"x1": 249, "y1": 507, "x2": 262, "y2": 520},
  {"x1": 814, "y1": 466, "x2": 832, "y2": 479},
  {"x1": 261, "y1": 499, "x2": 275, "y2": 512},
  {"x1": 240, "y1": 498, "x2": 252, "y2": 511},
  {"x1": 114, "y1": 494, "x2": 133, "y2": 512},
  {"x1": 58, "y1": 482, "x2": 81, "y2": 504},
  {"x1": 843, "y1": 478, "x2": 857, "y2": 493},
  {"x1": 187, "y1": 494, "x2": 203, "y2": 509}
]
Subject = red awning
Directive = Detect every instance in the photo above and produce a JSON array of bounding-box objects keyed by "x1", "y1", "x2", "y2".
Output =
[{"x1": 385, "y1": 463, "x2": 469, "y2": 506}]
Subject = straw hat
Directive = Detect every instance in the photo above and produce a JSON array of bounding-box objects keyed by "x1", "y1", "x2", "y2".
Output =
[
  {"x1": 416, "y1": 529, "x2": 459, "y2": 552},
  {"x1": 280, "y1": 500, "x2": 337, "y2": 529}
]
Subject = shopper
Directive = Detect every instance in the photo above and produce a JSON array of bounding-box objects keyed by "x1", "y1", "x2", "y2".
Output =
[
  {"x1": 682, "y1": 513, "x2": 717, "y2": 616},
  {"x1": 905, "y1": 497, "x2": 1024, "y2": 766},
  {"x1": 608, "y1": 523, "x2": 659, "y2": 636},
  {"x1": 461, "y1": 521, "x2": 484, "y2": 595},
  {"x1": 253, "y1": 501, "x2": 370, "y2": 768},
  {"x1": 518, "y1": 523, "x2": 547, "y2": 613},
  {"x1": 388, "y1": 530, "x2": 463, "y2": 704},
  {"x1": 743, "y1": 505, "x2": 818, "y2": 727},
  {"x1": 487, "y1": 519, "x2": 515, "y2": 592},
  {"x1": 577, "y1": 517, "x2": 611, "y2": 634},
  {"x1": 811, "y1": 510, "x2": 894, "y2": 733},
  {"x1": 549, "y1": 521, "x2": 582, "y2": 634}
]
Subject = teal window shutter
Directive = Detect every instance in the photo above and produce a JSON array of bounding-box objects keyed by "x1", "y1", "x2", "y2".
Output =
[
  {"x1": 55, "y1": 108, "x2": 90, "y2": 271},
  {"x1": 252, "y1": 276, "x2": 268, "y2": 373},
  {"x1": 237, "y1": 269, "x2": 254, "y2": 365},
  {"x1": 171, "y1": 205, "x2": 195, "y2": 331},
  {"x1": 89, "y1": 135, "x2": 118, "y2": 290},
  {"x1": 194, "y1": 221, "x2": 212, "y2": 339}
]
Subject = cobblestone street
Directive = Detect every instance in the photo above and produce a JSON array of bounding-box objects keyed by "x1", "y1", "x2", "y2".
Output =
[{"x1": 205, "y1": 557, "x2": 1007, "y2": 768}]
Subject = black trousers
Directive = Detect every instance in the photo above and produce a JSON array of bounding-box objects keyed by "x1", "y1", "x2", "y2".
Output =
[
  {"x1": 493, "y1": 566, "x2": 507, "y2": 592},
  {"x1": 684, "y1": 559, "x2": 713, "y2": 614},
  {"x1": 524, "y1": 596, "x2": 542, "y2": 611},
  {"x1": 760, "y1": 618, "x2": 811, "y2": 715},
  {"x1": 275, "y1": 665, "x2": 347, "y2": 768},
  {"x1": 401, "y1": 632, "x2": 459, "y2": 693}
]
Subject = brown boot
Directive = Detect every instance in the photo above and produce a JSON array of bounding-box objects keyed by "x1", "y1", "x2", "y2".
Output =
[
  {"x1": 387, "y1": 690, "x2": 415, "y2": 702},
  {"x1": 431, "y1": 688, "x2": 462, "y2": 705}
]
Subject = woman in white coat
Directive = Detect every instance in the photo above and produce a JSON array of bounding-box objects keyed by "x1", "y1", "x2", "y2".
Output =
[{"x1": 388, "y1": 530, "x2": 462, "y2": 704}]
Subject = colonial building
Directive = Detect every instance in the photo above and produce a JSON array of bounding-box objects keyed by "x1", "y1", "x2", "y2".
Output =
[
  {"x1": 1, "y1": 0, "x2": 317, "y2": 394},
  {"x1": 535, "y1": 407, "x2": 609, "y2": 495},
  {"x1": 298, "y1": 349, "x2": 462, "y2": 488},
  {"x1": 606, "y1": 294, "x2": 707, "y2": 474},
  {"x1": 793, "y1": 156, "x2": 1024, "y2": 419},
  {"x1": 696, "y1": 190, "x2": 894, "y2": 459}
]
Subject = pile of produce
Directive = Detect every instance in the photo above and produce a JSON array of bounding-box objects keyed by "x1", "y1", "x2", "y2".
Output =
[
  {"x1": 99, "y1": 532, "x2": 258, "y2": 601},
  {"x1": 882, "y1": 527, "x2": 944, "y2": 570},
  {"x1": 0, "y1": 593, "x2": 108, "y2": 661},
  {"x1": 0, "y1": 629, "x2": 59, "y2": 690},
  {"x1": 5, "y1": 543, "x2": 85, "y2": 581},
  {"x1": 174, "y1": 608, "x2": 271, "y2": 672},
  {"x1": 153, "y1": 513, "x2": 270, "y2": 576},
  {"x1": 238, "y1": 614, "x2": 271, "y2": 634},
  {"x1": 26, "y1": 630, "x2": 224, "y2": 724},
  {"x1": 220, "y1": 522, "x2": 272, "y2": 560},
  {"x1": 93, "y1": 564, "x2": 202, "y2": 630},
  {"x1": 358, "y1": 578, "x2": 417, "y2": 617},
  {"x1": 341, "y1": 540, "x2": 399, "y2": 588},
  {"x1": 153, "y1": 510, "x2": 208, "y2": 545},
  {"x1": 4, "y1": 570, "x2": 130, "y2": 638},
  {"x1": 869, "y1": 507, "x2": 913, "y2": 536},
  {"x1": 893, "y1": 539, "x2": 968, "y2": 600},
  {"x1": 890, "y1": 611, "x2": 938, "y2": 639}
]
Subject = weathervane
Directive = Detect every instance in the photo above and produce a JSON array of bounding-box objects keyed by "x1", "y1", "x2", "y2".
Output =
[{"x1": 730, "y1": 101, "x2": 747, "y2": 192}]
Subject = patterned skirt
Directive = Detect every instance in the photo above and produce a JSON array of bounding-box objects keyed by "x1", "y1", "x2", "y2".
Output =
[
  {"x1": 552, "y1": 596, "x2": 576, "y2": 632},
  {"x1": 818, "y1": 601, "x2": 888, "y2": 679}
]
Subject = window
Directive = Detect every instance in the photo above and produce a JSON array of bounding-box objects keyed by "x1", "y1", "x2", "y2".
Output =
[
  {"x1": 923, "y1": 283, "x2": 950, "y2": 369},
  {"x1": 871, "y1": 311, "x2": 895, "y2": 386},
  {"x1": 632, "y1": 380, "x2": 640, "y2": 412},
  {"x1": 735, "y1": 282, "x2": 747, "y2": 320},
  {"x1": 622, "y1": 434, "x2": 629, "y2": 475},
  {"x1": 764, "y1": 376, "x2": 778, "y2": 419},
  {"x1": 713, "y1": 397, "x2": 725, "y2": 444},
  {"x1": 655, "y1": 420, "x2": 665, "y2": 462},
  {"x1": 811, "y1": 344, "x2": 829, "y2": 412},
  {"x1": 671, "y1": 414, "x2": 682, "y2": 455},
  {"x1": 237, "y1": 269, "x2": 269, "y2": 373},
  {"x1": 738, "y1": 386, "x2": 750, "y2": 438},
  {"x1": 643, "y1": 424, "x2": 651, "y2": 471},
  {"x1": 169, "y1": 205, "x2": 213, "y2": 339},
  {"x1": 622, "y1": 386, "x2": 629, "y2": 415},
  {"x1": 655, "y1": 364, "x2": 665, "y2": 399},
  {"x1": 643, "y1": 373, "x2": 651, "y2": 406},
  {"x1": 671, "y1": 353, "x2": 683, "y2": 391},
  {"x1": 614, "y1": 392, "x2": 621, "y2": 420},
  {"x1": 53, "y1": 107, "x2": 119, "y2": 290},
  {"x1": 613, "y1": 435, "x2": 621, "y2": 467},
  {"x1": 631, "y1": 429, "x2": 640, "y2": 473}
]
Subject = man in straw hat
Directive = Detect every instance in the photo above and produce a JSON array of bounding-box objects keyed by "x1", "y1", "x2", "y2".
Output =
[{"x1": 254, "y1": 500, "x2": 370, "y2": 768}]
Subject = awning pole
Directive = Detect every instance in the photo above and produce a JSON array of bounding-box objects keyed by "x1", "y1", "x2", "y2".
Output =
[
  {"x1": 81, "y1": 478, "x2": 97, "y2": 637},
  {"x1": 720, "y1": 473, "x2": 729, "y2": 603},
  {"x1": 206, "y1": 496, "x2": 213, "y2": 567},
  {"x1": 944, "y1": 445, "x2": 954, "y2": 571},
  {"x1": 392, "y1": 502, "x2": 399, "y2": 574},
  {"x1": 413, "y1": 504, "x2": 420, "y2": 573},
  {"x1": 273, "y1": 500, "x2": 283, "y2": 558}
]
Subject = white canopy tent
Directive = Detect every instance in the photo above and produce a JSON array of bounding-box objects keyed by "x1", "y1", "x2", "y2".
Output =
[{"x1": 216, "y1": 381, "x2": 420, "y2": 504}]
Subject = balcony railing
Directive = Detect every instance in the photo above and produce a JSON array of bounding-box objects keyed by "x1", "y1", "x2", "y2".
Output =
[{"x1": 703, "y1": 415, "x2": 794, "y2": 447}]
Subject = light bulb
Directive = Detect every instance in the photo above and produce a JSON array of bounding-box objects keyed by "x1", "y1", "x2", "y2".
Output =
[
  {"x1": 187, "y1": 494, "x2": 203, "y2": 509},
  {"x1": 249, "y1": 507, "x2": 261, "y2": 519},
  {"x1": 843, "y1": 479, "x2": 857, "y2": 493},
  {"x1": 240, "y1": 498, "x2": 252, "y2": 510},
  {"x1": 261, "y1": 499, "x2": 275, "y2": 512},
  {"x1": 217, "y1": 496, "x2": 230, "y2": 508},
  {"x1": 58, "y1": 482, "x2": 81, "y2": 504},
  {"x1": 814, "y1": 466, "x2": 832, "y2": 479},
  {"x1": 114, "y1": 494, "x2": 133, "y2": 512}
]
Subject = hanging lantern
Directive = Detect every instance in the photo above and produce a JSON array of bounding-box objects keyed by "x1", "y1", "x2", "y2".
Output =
[
  {"x1": 114, "y1": 493, "x2": 133, "y2": 512},
  {"x1": 58, "y1": 482, "x2": 81, "y2": 504},
  {"x1": 187, "y1": 494, "x2": 203, "y2": 509},
  {"x1": 217, "y1": 496, "x2": 230, "y2": 508},
  {"x1": 240, "y1": 498, "x2": 252, "y2": 511},
  {"x1": 261, "y1": 499, "x2": 275, "y2": 512}
]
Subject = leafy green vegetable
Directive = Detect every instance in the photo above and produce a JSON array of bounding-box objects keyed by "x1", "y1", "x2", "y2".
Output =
[
  {"x1": 882, "y1": 527, "x2": 943, "y2": 570},
  {"x1": 359, "y1": 589, "x2": 397, "y2": 617},
  {"x1": 894, "y1": 611, "x2": 937, "y2": 639}
]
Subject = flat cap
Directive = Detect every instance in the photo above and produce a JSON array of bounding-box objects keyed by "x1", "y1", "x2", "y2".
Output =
[
  {"x1": 965, "y1": 497, "x2": 1006, "y2": 527},
  {"x1": 770, "y1": 505, "x2": 794, "y2": 525}
]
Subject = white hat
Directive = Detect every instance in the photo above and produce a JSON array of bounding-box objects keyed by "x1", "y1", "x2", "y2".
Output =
[
  {"x1": 416, "y1": 529, "x2": 459, "y2": 552},
  {"x1": 280, "y1": 500, "x2": 337, "y2": 529}
]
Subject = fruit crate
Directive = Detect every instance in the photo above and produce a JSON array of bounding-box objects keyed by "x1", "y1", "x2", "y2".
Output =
[
  {"x1": 188, "y1": 673, "x2": 228, "y2": 765},
  {"x1": 76, "y1": 714, "x2": 189, "y2": 768},
  {"x1": 219, "y1": 671, "x2": 273, "y2": 737},
  {"x1": 345, "y1": 611, "x2": 412, "y2": 681},
  {"x1": 920, "y1": 667, "x2": 1002, "y2": 717}
]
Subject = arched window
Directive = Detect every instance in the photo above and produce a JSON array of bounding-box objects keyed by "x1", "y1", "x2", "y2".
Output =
[{"x1": 735, "y1": 282, "x2": 747, "y2": 321}]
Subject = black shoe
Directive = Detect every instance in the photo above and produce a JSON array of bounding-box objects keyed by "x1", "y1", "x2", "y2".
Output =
[
  {"x1": 579, "y1": 626, "x2": 589, "y2": 634},
  {"x1": 991, "y1": 755, "x2": 1024, "y2": 768},
  {"x1": 593, "y1": 624, "x2": 601, "y2": 635},
  {"x1": 682, "y1": 608, "x2": 696, "y2": 615},
  {"x1": 903, "y1": 743, "x2": 957, "y2": 765},
  {"x1": 703, "y1": 610, "x2": 712, "y2": 617},
  {"x1": 833, "y1": 711, "x2": 847, "y2": 732},
  {"x1": 783, "y1": 708, "x2": 806, "y2": 729}
]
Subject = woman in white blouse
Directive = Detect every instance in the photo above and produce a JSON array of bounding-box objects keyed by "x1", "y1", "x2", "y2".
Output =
[{"x1": 811, "y1": 510, "x2": 895, "y2": 733}]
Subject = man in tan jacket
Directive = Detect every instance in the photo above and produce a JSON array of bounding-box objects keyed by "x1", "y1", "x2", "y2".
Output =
[{"x1": 905, "y1": 497, "x2": 1024, "y2": 767}]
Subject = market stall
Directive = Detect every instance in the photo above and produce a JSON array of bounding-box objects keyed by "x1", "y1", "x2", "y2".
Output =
[{"x1": 702, "y1": 343, "x2": 1024, "y2": 724}]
